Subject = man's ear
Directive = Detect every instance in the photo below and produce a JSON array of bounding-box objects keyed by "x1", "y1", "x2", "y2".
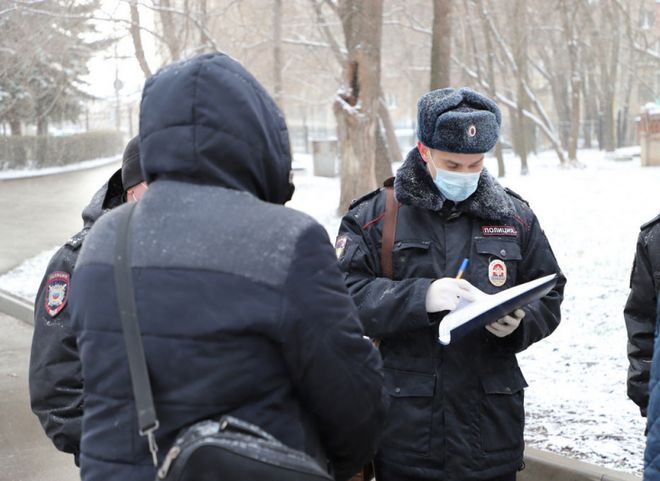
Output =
[{"x1": 417, "y1": 141, "x2": 429, "y2": 163}]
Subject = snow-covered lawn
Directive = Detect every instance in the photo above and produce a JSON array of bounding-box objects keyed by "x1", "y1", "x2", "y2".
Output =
[{"x1": 1, "y1": 147, "x2": 658, "y2": 475}]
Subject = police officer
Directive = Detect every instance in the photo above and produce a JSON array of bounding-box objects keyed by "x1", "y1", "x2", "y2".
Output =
[
  {"x1": 336, "y1": 87, "x2": 566, "y2": 481},
  {"x1": 28, "y1": 136, "x2": 144, "y2": 463},
  {"x1": 69, "y1": 53, "x2": 385, "y2": 481},
  {"x1": 625, "y1": 213, "x2": 660, "y2": 419}
]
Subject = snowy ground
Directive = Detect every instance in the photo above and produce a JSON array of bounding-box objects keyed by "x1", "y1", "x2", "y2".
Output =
[{"x1": 1, "y1": 147, "x2": 658, "y2": 475}]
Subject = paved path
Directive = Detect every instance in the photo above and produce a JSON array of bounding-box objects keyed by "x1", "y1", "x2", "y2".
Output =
[
  {"x1": 0, "y1": 312, "x2": 79, "y2": 481},
  {"x1": 0, "y1": 161, "x2": 121, "y2": 274}
]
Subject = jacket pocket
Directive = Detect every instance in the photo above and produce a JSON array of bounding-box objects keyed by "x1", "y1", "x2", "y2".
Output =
[
  {"x1": 479, "y1": 366, "x2": 527, "y2": 453},
  {"x1": 381, "y1": 368, "x2": 436, "y2": 454},
  {"x1": 392, "y1": 240, "x2": 434, "y2": 279},
  {"x1": 474, "y1": 239, "x2": 522, "y2": 291}
]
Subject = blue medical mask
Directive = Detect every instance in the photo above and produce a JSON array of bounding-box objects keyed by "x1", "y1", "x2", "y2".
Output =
[{"x1": 433, "y1": 169, "x2": 481, "y2": 202}]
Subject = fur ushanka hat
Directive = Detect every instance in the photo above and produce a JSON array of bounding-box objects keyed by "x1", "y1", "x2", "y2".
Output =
[{"x1": 416, "y1": 87, "x2": 502, "y2": 154}]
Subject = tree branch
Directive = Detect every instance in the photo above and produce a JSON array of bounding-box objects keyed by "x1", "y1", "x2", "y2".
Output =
[
  {"x1": 308, "y1": 0, "x2": 346, "y2": 66},
  {"x1": 128, "y1": 0, "x2": 151, "y2": 77},
  {"x1": 128, "y1": 0, "x2": 219, "y2": 53}
]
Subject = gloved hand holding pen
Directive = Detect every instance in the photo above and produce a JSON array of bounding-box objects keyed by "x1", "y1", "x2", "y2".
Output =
[
  {"x1": 426, "y1": 257, "x2": 476, "y2": 313},
  {"x1": 425, "y1": 278, "x2": 476, "y2": 313}
]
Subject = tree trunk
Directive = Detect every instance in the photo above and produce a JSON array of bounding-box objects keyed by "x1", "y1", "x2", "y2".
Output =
[
  {"x1": 8, "y1": 117, "x2": 26, "y2": 165},
  {"x1": 581, "y1": 73, "x2": 592, "y2": 149},
  {"x1": 601, "y1": 92, "x2": 616, "y2": 152},
  {"x1": 513, "y1": 0, "x2": 528, "y2": 174},
  {"x1": 336, "y1": 0, "x2": 383, "y2": 213},
  {"x1": 568, "y1": 76, "x2": 580, "y2": 162},
  {"x1": 560, "y1": 0, "x2": 580, "y2": 162},
  {"x1": 374, "y1": 120, "x2": 394, "y2": 183},
  {"x1": 37, "y1": 117, "x2": 48, "y2": 136},
  {"x1": 336, "y1": 95, "x2": 378, "y2": 213},
  {"x1": 494, "y1": 142, "x2": 505, "y2": 178},
  {"x1": 199, "y1": 0, "x2": 207, "y2": 47},
  {"x1": 599, "y1": 0, "x2": 619, "y2": 152},
  {"x1": 619, "y1": 63, "x2": 635, "y2": 147},
  {"x1": 129, "y1": 0, "x2": 152, "y2": 78},
  {"x1": 158, "y1": 0, "x2": 182, "y2": 61},
  {"x1": 430, "y1": 0, "x2": 452, "y2": 90},
  {"x1": 273, "y1": 0, "x2": 283, "y2": 109},
  {"x1": 375, "y1": 119, "x2": 392, "y2": 184},
  {"x1": 379, "y1": 95, "x2": 402, "y2": 162},
  {"x1": 9, "y1": 117, "x2": 22, "y2": 136},
  {"x1": 477, "y1": 4, "x2": 504, "y2": 177}
]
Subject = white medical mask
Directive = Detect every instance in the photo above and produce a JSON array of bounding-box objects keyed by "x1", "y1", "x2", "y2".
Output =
[{"x1": 433, "y1": 169, "x2": 481, "y2": 202}]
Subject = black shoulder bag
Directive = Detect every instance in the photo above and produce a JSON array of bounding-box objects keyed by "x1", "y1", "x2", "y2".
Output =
[{"x1": 114, "y1": 203, "x2": 334, "y2": 481}]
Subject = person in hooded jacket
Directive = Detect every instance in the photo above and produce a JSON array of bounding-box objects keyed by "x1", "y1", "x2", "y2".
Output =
[
  {"x1": 625, "y1": 213, "x2": 660, "y2": 419},
  {"x1": 69, "y1": 53, "x2": 386, "y2": 481},
  {"x1": 29, "y1": 136, "x2": 144, "y2": 464},
  {"x1": 336, "y1": 88, "x2": 566, "y2": 481}
]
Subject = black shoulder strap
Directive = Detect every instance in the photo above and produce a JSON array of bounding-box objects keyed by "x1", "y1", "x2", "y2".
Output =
[{"x1": 114, "y1": 202, "x2": 160, "y2": 465}]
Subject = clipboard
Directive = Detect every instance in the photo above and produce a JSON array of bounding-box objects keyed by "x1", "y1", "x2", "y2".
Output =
[{"x1": 437, "y1": 273, "x2": 559, "y2": 345}]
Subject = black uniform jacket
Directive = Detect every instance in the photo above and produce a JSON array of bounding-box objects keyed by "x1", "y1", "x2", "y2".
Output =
[
  {"x1": 337, "y1": 149, "x2": 566, "y2": 481},
  {"x1": 28, "y1": 169, "x2": 124, "y2": 459},
  {"x1": 625, "y1": 213, "x2": 660, "y2": 416}
]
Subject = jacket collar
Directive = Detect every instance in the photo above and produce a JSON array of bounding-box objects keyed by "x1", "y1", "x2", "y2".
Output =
[{"x1": 393, "y1": 148, "x2": 516, "y2": 220}]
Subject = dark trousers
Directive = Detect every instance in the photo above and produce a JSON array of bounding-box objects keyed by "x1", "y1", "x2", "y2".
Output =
[
  {"x1": 488, "y1": 473, "x2": 517, "y2": 481},
  {"x1": 374, "y1": 467, "x2": 516, "y2": 481}
]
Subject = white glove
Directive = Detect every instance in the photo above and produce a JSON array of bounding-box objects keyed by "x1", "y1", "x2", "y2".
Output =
[
  {"x1": 425, "y1": 278, "x2": 476, "y2": 313},
  {"x1": 485, "y1": 309, "x2": 525, "y2": 338}
]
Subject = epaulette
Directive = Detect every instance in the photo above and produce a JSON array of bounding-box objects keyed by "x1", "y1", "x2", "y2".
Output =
[
  {"x1": 504, "y1": 187, "x2": 530, "y2": 207},
  {"x1": 65, "y1": 227, "x2": 91, "y2": 251},
  {"x1": 641, "y1": 213, "x2": 660, "y2": 231},
  {"x1": 349, "y1": 188, "x2": 382, "y2": 211}
]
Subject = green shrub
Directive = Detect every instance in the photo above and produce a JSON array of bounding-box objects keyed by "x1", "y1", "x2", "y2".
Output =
[{"x1": 0, "y1": 131, "x2": 125, "y2": 170}]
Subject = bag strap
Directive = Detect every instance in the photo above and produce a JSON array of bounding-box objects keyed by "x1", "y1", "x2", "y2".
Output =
[
  {"x1": 380, "y1": 186, "x2": 399, "y2": 279},
  {"x1": 114, "y1": 202, "x2": 160, "y2": 466}
]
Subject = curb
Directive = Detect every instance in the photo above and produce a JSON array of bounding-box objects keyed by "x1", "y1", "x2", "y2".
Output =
[
  {"x1": 0, "y1": 288, "x2": 34, "y2": 325},
  {"x1": 520, "y1": 447, "x2": 641, "y2": 481}
]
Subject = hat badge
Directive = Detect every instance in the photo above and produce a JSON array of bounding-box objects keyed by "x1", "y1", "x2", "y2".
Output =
[{"x1": 468, "y1": 125, "x2": 477, "y2": 137}]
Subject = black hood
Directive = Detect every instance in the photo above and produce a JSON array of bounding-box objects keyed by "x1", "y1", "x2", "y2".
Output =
[{"x1": 139, "y1": 52, "x2": 293, "y2": 204}]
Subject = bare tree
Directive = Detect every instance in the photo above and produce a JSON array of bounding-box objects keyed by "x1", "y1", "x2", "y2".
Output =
[
  {"x1": 466, "y1": 0, "x2": 505, "y2": 176},
  {"x1": 470, "y1": 0, "x2": 568, "y2": 165},
  {"x1": 559, "y1": 0, "x2": 580, "y2": 162},
  {"x1": 430, "y1": 0, "x2": 452, "y2": 90},
  {"x1": 335, "y1": 0, "x2": 383, "y2": 209},
  {"x1": 333, "y1": 0, "x2": 383, "y2": 212},
  {"x1": 129, "y1": 0, "x2": 152, "y2": 77},
  {"x1": 156, "y1": 0, "x2": 182, "y2": 60},
  {"x1": 273, "y1": 0, "x2": 283, "y2": 108},
  {"x1": 588, "y1": 0, "x2": 620, "y2": 152}
]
